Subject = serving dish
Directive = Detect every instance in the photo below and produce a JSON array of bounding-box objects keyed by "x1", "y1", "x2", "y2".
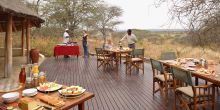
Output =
[
  {"x1": 37, "y1": 82, "x2": 62, "y2": 92},
  {"x1": 2, "y1": 92, "x2": 19, "y2": 103},
  {"x1": 58, "y1": 86, "x2": 86, "y2": 97}
]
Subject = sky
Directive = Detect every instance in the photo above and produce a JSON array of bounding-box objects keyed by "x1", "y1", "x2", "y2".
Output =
[{"x1": 104, "y1": 0, "x2": 183, "y2": 30}]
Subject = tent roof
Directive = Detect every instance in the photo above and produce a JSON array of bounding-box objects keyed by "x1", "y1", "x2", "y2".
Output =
[{"x1": 0, "y1": 0, "x2": 44, "y2": 22}]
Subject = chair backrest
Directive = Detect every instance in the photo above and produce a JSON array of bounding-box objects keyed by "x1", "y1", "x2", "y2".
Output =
[
  {"x1": 131, "y1": 49, "x2": 144, "y2": 57},
  {"x1": 171, "y1": 66, "x2": 193, "y2": 86},
  {"x1": 160, "y1": 52, "x2": 177, "y2": 60},
  {"x1": 95, "y1": 48, "x2": 103, "y2": 54},
  {"x1": 150, "y1": 58, "x2": 164, "y2": 73}
]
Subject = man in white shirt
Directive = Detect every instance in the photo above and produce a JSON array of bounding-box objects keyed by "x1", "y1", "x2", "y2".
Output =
[
  {"x1": 63, "y1": 28, "x2": 70, "y2": 58},
  {"x1": 63, "y1": 28, "x2": 70, "y2": 44},
  {"x1": 120, "y1": 29, "x2": 137, "y2": 49}
]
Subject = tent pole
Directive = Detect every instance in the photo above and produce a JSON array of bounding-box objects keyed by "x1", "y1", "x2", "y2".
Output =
[
  {"x1": 22, "y1": 19, "x2": 25, "y2": 56},
  {"x1": 4, "y1": 14, "x2": 13, "y2": 78},
  {"x1": 26, "y1": 19, "x2": 30, "y2": 64}
]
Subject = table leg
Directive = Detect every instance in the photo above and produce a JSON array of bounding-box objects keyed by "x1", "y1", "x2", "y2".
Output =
[
  {"x1": 115, "y1": 53, "x2": 119, "y2": 71},
  {"x1": 77, "y1": 55, "x2": 79, "y2": 59},
  {"x1": 120, "y1": 53, "x2": 122, "y2": 64},
  {"x1": 195, "y1": 77, "x2": 198, "y2": 85},
  {"x1": 78, "y1": 102, "x2": 85, "y2": 110}
]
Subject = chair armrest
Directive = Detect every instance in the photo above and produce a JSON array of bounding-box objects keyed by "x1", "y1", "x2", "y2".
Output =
[
  {"x1": 194, "y1": 84, "x2": 213, "y2": 89},
  {"x1": 164, "y1": 72, "x2": 173, "y2": 81},
  {"x1": 193, "y1": 84, "x2": 214, "y2": 96}
]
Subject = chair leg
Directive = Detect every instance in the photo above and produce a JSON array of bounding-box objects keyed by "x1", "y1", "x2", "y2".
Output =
[
  {"x1": 153, "y1": 79, "x2": 156, "y2": 96},
  {"x1": 142, "y1": 62, "x2": 144, "y2": 74},
  {"x1": 158, "y1": 82, "x2": 166, "y2": 104},
  {"x1": 97, "y1": 60, "x2": 98, "y2": 69},
  {"x1": 164, "y1": 83, "x2": 168, "y2": 105},
  {"x1": 174, "y1": 92, "x2": 177, "y2": 110},
  {"x1": 193, "y1": 97, "x2": 197, "y2": 110},
  {"x1": 126, "y1": 62, "x2": 128, "y2": 74},
  {"x1": 212, "y1": 86, "x2": 215, "y2": 110},
  {"x1": 177, "y1": 93, "x2": 190, "y2": 110}
]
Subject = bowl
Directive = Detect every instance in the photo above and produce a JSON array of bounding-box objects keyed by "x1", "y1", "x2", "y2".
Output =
[
  {"x1": 22, "y1": 88, "x2": 37, "y2": 97},
  {"x1": 2, "y1": 92, "x2": 19, "y2": 103}
]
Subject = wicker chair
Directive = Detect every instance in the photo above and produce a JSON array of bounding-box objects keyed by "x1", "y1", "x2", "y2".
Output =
[
  {"x1": 171, "y1": 67, "x2": 215, "y2": 110},
  {"x1": 150, "y1": 58, "x2": 173, "y2": 105},
  {"x1": 125, "y1": 49, "x2": 145, "y2": 74},
  {"x1": 95, "y1": 48, "x2": 113, "y2": 69}
]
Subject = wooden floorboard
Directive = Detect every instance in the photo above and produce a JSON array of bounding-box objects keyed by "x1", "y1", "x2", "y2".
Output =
[{"x1": 40, "y1": 57, "x2": 220, "y2": 110}]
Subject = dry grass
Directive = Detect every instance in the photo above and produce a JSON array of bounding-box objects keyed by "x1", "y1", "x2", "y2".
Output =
[{"x1": 1, "y1": 32, "x2": 220, "y2": 61}]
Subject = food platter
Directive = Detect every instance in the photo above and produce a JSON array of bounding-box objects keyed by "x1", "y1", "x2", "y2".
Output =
[
  {"x1": 37, "y1": 82, "x2": 62, "y2": 92},
  {"x1": 196, "y1": 68, "x2": 215, "y2": 75},
  {"x1": 58, "y1": 86, "x2": 86, "y2": 97}
]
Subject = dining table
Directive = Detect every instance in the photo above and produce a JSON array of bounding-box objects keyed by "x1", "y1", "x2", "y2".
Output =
[
  {"x1": 160, "y1": 59, "x2": 220, "y2": 86},
  {"x1": 0, "y1": 85, "x2": 94, "y2": 110},
  {"x1": 104, "y1": 48, "x2": 132, "y2": 70}
]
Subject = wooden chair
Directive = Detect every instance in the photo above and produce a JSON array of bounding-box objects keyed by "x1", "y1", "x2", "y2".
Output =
[
  {"x1": 125, "y1": 49, "x2": 145, "y2": 74},
  {"x1": 171, "y1": 67, "x2": 215, "y2": 110},
  {"x1": 95, "y1": 48, "x2": 113, "y2": 69},
  {"x1": 160, "y1": 51, "x2": 177, "y2": 73},
  {"x1": 150, "y1": 58, "x2": 173, "y2": 105},
  {"x1": 160, "y1": 51, "x2": 177, "y2": 60}
]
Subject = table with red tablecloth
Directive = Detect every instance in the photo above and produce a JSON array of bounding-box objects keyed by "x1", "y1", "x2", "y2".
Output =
[{"x1": 54, "y1": 45, "x2": 80, "y2": 58}]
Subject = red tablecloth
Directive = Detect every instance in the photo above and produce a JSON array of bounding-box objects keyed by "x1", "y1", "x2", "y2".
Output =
[{"x1": 54, "y1": 45, "x2": 80, "y2": 57}]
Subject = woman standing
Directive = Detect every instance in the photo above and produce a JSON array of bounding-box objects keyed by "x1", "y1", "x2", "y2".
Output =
[{"x1": 82, "y1": 30, "x2": 89, "y2": 58}]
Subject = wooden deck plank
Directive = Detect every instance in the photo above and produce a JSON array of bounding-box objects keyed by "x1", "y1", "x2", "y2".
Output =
[{"x1": 40, "y1": 57, "x2": 220, "y2": 110}]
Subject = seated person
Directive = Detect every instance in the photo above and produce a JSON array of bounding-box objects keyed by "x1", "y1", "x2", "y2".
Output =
[{"x1": 104, "y1": 39, "x2": 113, "y2": 49}]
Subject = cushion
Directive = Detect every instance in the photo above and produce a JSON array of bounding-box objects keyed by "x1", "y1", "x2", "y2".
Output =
[
  {"x1": 131, "y1": 58, "x2": 143, "y2": 62},
  {"x1": 154, "y1": 73, "x2": 173, "y2": 82},
  {"x1": 97, "y1": 57, "x2": 105, "y2": 60},
  {"x1": 176, "y1": 86, "x2": 212, "y2": 97}
]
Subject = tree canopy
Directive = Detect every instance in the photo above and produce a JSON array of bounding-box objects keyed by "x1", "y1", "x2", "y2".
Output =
[
  {"x1": 25, "y1": 0, "x2": 123, "y2": 38},
  {"x1": 157, "y1": 0, "x2": 220, "y2": 48}
]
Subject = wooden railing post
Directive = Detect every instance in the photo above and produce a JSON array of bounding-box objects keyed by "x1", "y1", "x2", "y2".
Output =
[{"x1": 4, "y1": 14, "x2": 13, "y2": 77}]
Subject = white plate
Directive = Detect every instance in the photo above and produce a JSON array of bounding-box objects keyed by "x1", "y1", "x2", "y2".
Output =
[
  {"x1": 22, "y1": 91, "x2": 38, "y2": 97},
  {"x1": 36, "y1": 84, "x2": 62, "y2": 92},
  {"x1": 185, "y1": 67, "x2": 196, "y2": 71},
  {"x1": 22, "y1": 88, "x2": 37, "y2": 96},
  {"x1": 2, "y1": 92, "x2": 19, "y2": 103},
  {"x1": 58, "y1": 89, "x2": 86, "y2": 97},
  {"x1": 59, "y1": 94, "x2": 85, "y2": 99}
]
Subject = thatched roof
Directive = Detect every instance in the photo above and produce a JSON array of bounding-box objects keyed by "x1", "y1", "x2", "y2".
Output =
[
  {"x1": 0, "y1": 0, "x2": 44, "y2": 32},
  {"x1": 0, "y1": 0, "x2": 44, "y2": 22}
]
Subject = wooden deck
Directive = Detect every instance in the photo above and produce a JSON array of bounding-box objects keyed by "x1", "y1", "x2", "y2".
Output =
[{"x1": 40, "y1": 57, "x2": 220, "y2": 110}]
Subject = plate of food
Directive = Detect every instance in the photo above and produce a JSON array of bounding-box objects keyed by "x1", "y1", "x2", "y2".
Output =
[
  {"x1": 37, "y1": 82, "x2": 62, "y2": 92},
  {"x1": 196, "y1": 68, "x2": 215, "y2": 75},
  {"x1": 58, "y1": 86, "x2": 86, "y2": 97}
]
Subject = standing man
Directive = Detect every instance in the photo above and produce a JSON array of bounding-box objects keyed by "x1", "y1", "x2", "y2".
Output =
[
  {"x1": 63, "y1": 28, "x2": 70, "y2": 44},
  {"x1": 120, "y1": 29, "x2": 137, "y2": 49},
  {"x1": 82, "y1": 30, "x2": 89, "y2": 58},
  {"x1": 63, "y1": 28, "x2": 70, "y2": 58}
]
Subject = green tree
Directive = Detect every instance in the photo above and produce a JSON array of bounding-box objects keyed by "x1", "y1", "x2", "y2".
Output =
[
  {"x1": 41, "y1": 0, "x2": 101, "y2": 34},
  {"x1": 156, "y1": 0, "x2": 220, "y2": 49},
  {"x1": 87, "y1": 4, "x2": 123, "y2": 45}
]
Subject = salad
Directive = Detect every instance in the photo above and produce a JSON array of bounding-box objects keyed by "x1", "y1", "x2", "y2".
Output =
[{"x1": 37, "y1": 82, "x2": 62, "y2": 92}]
